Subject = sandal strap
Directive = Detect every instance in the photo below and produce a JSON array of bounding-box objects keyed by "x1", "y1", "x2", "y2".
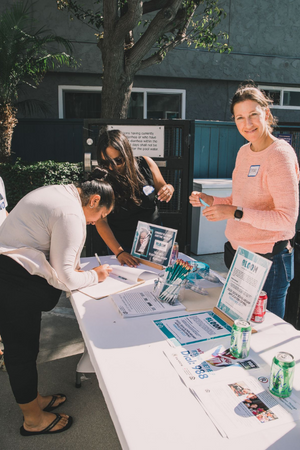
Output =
[
  {"x1": 45, "y1": 395, "x2": 57, "y2": 410},
  {"x1": 43, "y1": 414, "x2": 62, "y2": 433}
]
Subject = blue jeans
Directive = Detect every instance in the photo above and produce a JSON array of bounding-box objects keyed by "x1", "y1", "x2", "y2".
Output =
[{"x1": 262, "y1": 248, "x2": 294, "y2": 319}]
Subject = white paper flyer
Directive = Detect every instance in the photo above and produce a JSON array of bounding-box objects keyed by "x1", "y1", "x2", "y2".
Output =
[
  {"x1": 164, "y1": 343, "x2": 264, "y2": 388},
  {"x1": 191, "y1": 373, "x2": 300, "y2": 438},
  {"x1": 111, "y1": 285, "x2": 186, "y2": 318},
  {"x1": 154, "y1": 311, "x2": 232, "y2": 346}
]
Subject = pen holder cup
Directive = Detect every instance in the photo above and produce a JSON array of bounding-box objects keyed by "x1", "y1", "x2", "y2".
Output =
[{"x1": 153, "y1": 274, "x2": 184, "y2": 305}]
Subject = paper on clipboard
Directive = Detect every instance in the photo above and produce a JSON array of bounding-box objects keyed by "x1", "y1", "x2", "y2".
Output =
[{"x1": 77, "y1": 264, "x2": 157, "y2": 300}]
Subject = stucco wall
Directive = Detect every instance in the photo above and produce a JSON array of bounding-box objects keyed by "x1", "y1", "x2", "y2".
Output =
[{"x1": 2, "y1": 0, "x2": 300, "y2": 122}]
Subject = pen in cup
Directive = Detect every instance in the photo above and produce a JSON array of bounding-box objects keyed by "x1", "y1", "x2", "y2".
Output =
[{"x1": 95, "y1": 253, "x2": 102, "y2": 265}]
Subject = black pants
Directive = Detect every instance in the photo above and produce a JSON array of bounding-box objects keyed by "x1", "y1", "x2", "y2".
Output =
[{"x1": 0, "y1": 255, "x2": 61, "y2": 404}]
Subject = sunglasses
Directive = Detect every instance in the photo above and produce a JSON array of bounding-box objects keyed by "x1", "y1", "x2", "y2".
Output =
[{"x1": 101, "y1": 156, "x2": 124, "y2": 167}]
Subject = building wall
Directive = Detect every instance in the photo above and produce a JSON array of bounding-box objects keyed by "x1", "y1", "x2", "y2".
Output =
[{"x1": 2, "y1": 0, "x2": 300, "y2": 122}]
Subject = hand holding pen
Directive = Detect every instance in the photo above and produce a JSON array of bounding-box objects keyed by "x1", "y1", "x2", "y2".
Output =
[
  {"x1": 189, "y1": 191, "x2": 213, "y2": 208},
  {"x1": 93, "y1": 253, "x2": 112, "y2": 282}
]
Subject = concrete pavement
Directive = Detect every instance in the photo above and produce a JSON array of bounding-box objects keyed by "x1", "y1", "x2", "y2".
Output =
[{"x1": 0, "y1": 252, "x2": 227, "y2": 450}]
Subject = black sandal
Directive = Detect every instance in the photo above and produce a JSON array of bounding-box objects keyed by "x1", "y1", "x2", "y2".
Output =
[
  {"x1": 20, "y1": 413, "x2": 73, "y2": 436},
  {"x1": 43, "y1": 393, "x2": 67, "y2": 412}
]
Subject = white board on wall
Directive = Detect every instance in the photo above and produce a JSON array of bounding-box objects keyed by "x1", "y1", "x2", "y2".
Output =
[{"x1": 108, "y1": 125, "x2": 164, "y2": 157}]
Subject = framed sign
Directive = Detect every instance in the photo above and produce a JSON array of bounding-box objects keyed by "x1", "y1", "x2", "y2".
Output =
[
  {"x1": 131, "y1": 221, "x2": 177, "y2": 269},
  {"x1": 108, "y1": 125, "x2": 164, "y2": 157}
]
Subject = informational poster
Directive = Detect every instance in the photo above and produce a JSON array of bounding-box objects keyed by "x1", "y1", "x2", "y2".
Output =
[
  {"x1": 154, "y1": 311, "x2": 231, "y2": 346},
  {"x1": 108, "y1": 125, "x2": 164, "y2": 157},
  {"x1": 216, "y1": 247, "x2": 272, "y2": 322},
  {"x1": 131, "y1": 221, "x2": 177, "y2": 268}
]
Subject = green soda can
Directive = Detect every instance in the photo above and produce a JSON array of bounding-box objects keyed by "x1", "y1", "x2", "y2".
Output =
[
  {"x1": 269, "y1": 352, "x2": 295, "y2": 398},
  {"x1": 230, "y1": 319, "x2": 252, "y2": 358}
]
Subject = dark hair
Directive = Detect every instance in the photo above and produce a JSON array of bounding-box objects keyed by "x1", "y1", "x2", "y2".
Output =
[
  {"x1": 78, "y1": 176, "x2": 114, "y2": 210},
  {"x1": 230, "y1": 83, "x2": 278, "y2": 131},
  {"x1": 96, "y1": 129, "x2": 146, "y2": 206}
]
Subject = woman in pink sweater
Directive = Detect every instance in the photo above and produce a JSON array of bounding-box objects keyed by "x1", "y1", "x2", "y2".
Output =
[{"x1": 190, "y1": 84, "x2": 300, "y2": 318}]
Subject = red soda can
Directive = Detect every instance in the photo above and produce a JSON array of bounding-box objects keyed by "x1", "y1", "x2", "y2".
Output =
[{"x1": 251, "y1": 291, "x2": 268, "y2": 323}]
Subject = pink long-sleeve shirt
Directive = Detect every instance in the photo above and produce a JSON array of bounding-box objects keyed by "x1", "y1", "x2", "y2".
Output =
[{"x1": 213, "y1": 139, "x2": 300, "y2": 254}]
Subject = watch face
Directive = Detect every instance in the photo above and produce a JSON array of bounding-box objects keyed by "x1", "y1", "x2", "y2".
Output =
[{"x1": 234, "y1": 209, "x2": 243, "y2": 219}]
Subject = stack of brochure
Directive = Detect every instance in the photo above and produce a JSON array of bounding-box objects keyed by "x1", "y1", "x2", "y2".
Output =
[{"x1": 111, "y1": 284, "x2": 186, "y2": 318}]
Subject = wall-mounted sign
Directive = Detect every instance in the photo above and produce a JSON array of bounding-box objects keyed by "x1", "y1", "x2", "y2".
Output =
[
  {"x1": 277, "y1": 133, "x2": 292, "y2": 145},
  {"x1": 108, "y1": 125, "x2": 164, "y2": 157}
]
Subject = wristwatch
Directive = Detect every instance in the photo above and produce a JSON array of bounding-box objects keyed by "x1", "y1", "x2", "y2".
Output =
[{"x1": 234, "y1": 206, "x2": 243, "y2": 221}]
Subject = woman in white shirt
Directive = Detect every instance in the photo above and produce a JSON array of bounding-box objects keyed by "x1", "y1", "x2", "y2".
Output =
[
  {"x1": 0, "y1": 177, "x2": 114, "y2": 437},
  {"x1": 0, "y1": 176, "x2": 8, "y2": 369},
  {"x1": 0, "y1": 176, "x2": 8, "y2": 226}
]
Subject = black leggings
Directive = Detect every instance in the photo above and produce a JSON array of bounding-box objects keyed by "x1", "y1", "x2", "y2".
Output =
[{"x1": 0, "y1": 255, "x2": 61, "y2": 404}]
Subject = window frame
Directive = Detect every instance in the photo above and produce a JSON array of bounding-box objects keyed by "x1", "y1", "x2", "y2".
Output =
[
  {"x1": 258, "y1": 85, "x2": 300, "y2": 110},
  {"x1": 58, "y1": 85, "x2": 186, "y2": 119}
]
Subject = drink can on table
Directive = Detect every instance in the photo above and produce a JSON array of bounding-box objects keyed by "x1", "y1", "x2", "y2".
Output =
[
  {"x1": 230, "y1": 319, "x2": 252, "y2": 359},
  {"x1": 251, "y1": 291, "x2": 268, "y2": 323},
  {"x1": 269, "y1": 352, "x2": 295, "y2": 398}
]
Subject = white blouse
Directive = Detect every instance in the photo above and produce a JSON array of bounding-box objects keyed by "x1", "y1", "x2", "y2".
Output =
[{"x1": 0, "y1": 184, "x2": 98, "y2": 292}]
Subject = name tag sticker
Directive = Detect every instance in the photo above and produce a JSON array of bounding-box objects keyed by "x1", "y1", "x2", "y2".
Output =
[{"x1": 248, "y1": 165, "x2": 260, "y2": 177}]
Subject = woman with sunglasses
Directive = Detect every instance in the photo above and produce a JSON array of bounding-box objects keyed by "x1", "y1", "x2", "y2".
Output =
[{"x1": 95, "y1": 129, "x2": 174, "y2": 267}]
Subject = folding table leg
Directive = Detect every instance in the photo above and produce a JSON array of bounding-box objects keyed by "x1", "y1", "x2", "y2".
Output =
[{"x1": 75, "y1": 345, "x2": 95, "y2": 388}]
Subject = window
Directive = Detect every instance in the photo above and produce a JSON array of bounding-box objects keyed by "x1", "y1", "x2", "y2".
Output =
[
  {"x1": 259, "y1": 85, "x2": 300, "y2": 110},
  {"x1": 64, "y1": 92, "x2": 101, "y2": 119},
  {"x1": 58, "y1": 86, "x2": 186, "y2": 119}
]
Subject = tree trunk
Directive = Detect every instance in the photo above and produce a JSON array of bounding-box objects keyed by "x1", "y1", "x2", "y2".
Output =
[
  {"x1": 0, "y1": 103, "x2": 18, "y2": 162},
  {"x1": 100, "y1": 39, "x2": 134, "y2": 119},
  {"x1": 101, "y1": 69, "x2": 134, "y2": 119}
]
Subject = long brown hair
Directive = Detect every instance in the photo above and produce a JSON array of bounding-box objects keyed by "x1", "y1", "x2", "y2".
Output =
[{"x1": 96, "y1": 129, "x2": 146, "y2": 206}]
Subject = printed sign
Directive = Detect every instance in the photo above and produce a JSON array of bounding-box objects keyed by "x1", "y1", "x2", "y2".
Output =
[
  {"x1": 108, "y1": 125, "x2": 164, "y2": 157},
  {"x1": 131, "y1": 221, "x2": 177, "y2": 267}
]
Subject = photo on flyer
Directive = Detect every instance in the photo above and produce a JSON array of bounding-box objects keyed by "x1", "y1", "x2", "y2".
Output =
[{"x1": 131, "y1": 221, "x2": 177, "y2": 267}]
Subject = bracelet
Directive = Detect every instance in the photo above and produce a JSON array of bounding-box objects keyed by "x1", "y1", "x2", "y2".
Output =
[{"x1": 116, "y1": 250, "x2": 125, "y2": 259}]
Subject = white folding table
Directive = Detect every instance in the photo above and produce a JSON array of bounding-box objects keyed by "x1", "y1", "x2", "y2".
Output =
[{"x1": 70, "y1": 255, "x2": 300, "y2": 450}]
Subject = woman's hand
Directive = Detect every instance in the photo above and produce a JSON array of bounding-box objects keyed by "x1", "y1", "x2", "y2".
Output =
[
  {"x1": 202, "y1": 205, "x2": 236, "y2": 221},
  {"x1": 93, "y1": 264, "x2": 113, "y2": 282},
  {"x1": 189, "y1": 191, "x2": 213, "y2": 207},
  {"x1": 157, "y1": 184, "x2": 174, "y2": 203},
  {"x1": 117, "y1": 252, "x2": 140, "y2": 267}
]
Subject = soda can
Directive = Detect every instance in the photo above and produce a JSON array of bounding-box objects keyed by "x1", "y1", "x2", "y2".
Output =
[
  {"x1": 230, "y1": 319, "x2": 252, "y2": 359},
  {"x1": 269, "y1": 352, "x2": 295, "y2": 398},
  {"x1": 170, "y1": 242, "x2": 179, "y2": 265},
  {"x1": 251, "y1": 291, "x2": 268, "y2": 323}
]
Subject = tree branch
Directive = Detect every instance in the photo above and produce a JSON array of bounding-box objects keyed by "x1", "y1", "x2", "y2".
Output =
[
  {"x1": 142, "y1": 0, "x2": 169, "y2": 15},
  {"x1": 126, "y1": 0, "x2": 182, "y2": 70},
  {"x1": 103, "y1": 0, "x2": 118, "y2": 35},
  {"x1": 139, "y1": 31, "x2": 185, "y2": 71},
  {"x1": 138, "y1": 4, "x2": 198, "y2": 71},
  {"x1": 114, "y1": 0, "x2": 143, "y2": 41}
]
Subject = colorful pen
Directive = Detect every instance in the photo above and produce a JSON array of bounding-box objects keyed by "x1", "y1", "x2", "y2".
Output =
[{"x1": 199, "y1": 197, "x2": 209, "y2": 207}]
